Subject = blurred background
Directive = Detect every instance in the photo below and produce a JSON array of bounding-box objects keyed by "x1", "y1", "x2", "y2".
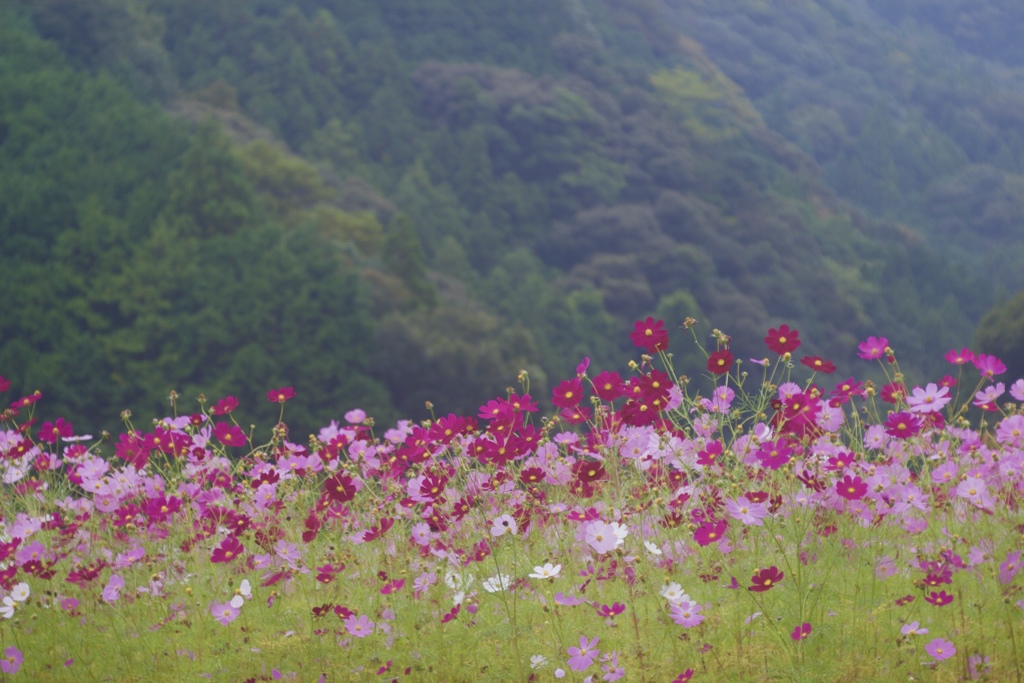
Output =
[{"x1": 2, "y1": 0, "x2": 1023, "y2": 435}]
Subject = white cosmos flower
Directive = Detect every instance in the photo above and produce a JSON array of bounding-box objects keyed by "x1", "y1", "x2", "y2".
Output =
[
  {"x1": 444, "y1": 568, "x2": 474, "y2": 590},
  {"x1": 0, "y1": 596, "x2": 15, "y2": 619},
  {"x1": 529, "y1": 563, "x2": 562, "y2": 579},
  {"x1": 10, "y1": 583, "x2": 30, "y2": 602},
  {"x1": 660, "y1": 582, "x2": 690, "y2": 604},
  {"x1": 644, "y1": 540, "x2": 663, "y2": 555},
  {"x1": 237, "y1": 579, "x2": 251, "y2": 598},
  {"x1": 230, "y1": 595, "x2": 245, "y2": 609},
  {"x1": 482, "y1": 574, "x2": 512, "y2": 593},
  {"x1": 530, "y1": 655, "x2": 548, "y2": 669}
]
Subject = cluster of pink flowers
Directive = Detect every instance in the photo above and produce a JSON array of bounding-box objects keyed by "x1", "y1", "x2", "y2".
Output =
[{"x1": 0, "y1": 321, "x2": 1021, "y2": 678}]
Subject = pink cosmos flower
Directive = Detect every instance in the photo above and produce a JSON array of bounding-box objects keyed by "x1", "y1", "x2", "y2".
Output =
[
  {"x1": 585, "y1": 520, "x2": 627, "y2": 554},
  {"x1": 973, "y1": 383, "x2": 1005, "y2": 408},
  {"x1": 858, "y1": 336, "x2": 888, "y2": 360},
  {"x1": 0, "y1": 646, "x2": 22, "y2": 674},
  {"x1": 567, "y1": 635, "x2": 600, "y2": 672},
  {"x1": 274, "y1": 540, "x2": 301, "y2": 565},
  {"x1": 345, "y1": 614, "x2": 374, "y2": 637},
  {"x1": 554, "y1": 592, "x2": 586, "y2": 606},
  {"x1": 1011, "y1": 379, "x2": 1024, "y2": 402},
  {"x1": 1000, "y1": 550, "x2": 1022, "y2": 585},
  {"x1": 724, "y1": 496, "x2": 768, "y2": 526},
  {"x1": 925, "y1": 638, "x2": 956, "y2": 661},
  {"x1": 956, "y1": 477, "x2": 994, "y2": 508},
  {"x1": 901, "y1": 621, "x2": 928, "y2": 635},
  {"x1": 490, "y1": 514, "x2": 518, "y2": 537},
  {"x1": 906, "y1": 384, "x2": 951, "y2": 413},
  {"x1": 102, "y1": 574, "x2": 124, "y2": 603},
  {"x1": 668, "y1": 600, "x2": 705, "y2": 628},
  {"x1": 997, "y1": 415, "x2": 1024, "y2": 446},
  {"x1": 875, "y1": 556, "x2": 897, "y2": 579},
  {"x1": 210, "y1": 601, "x2": 240, "y2": 625},
  {"x1": 972, "y1": 353, "x2": 1006, "y2": 379},
  {"x1": 946, "y1": 348, "x2": 974, "y2": 365}
]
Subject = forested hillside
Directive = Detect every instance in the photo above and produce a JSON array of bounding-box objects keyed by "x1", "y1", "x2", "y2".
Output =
[
  {"x1": 663, "y1": 0, "x2": 1024, "y2": 293},
  {"x1": 1, "y1": 0, "x2": 1015, "y2": 433}
]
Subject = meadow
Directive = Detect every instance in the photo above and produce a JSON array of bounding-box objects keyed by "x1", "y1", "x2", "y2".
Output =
[{"x1": 1, "y1": 319, "x2": 1023, "y2": 682}]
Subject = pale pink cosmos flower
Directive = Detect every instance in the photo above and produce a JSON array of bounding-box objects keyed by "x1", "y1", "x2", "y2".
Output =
[
  {"x1": 345, "y1": 614, "x2": 374, "y2": 638},
  {"x1": 567, "y1": 635, "x2": 600, "y2": 672},
  {"x1": 973, "y1": 383, "x2": 1005, "y2": 407},
  {"x1": 210, "y1": 601, "x2": 240, "y2": 625},
  {"x1": 585, "y1": 520, "x2": 627, "y2": 554},
  {"x1": 925, "y1": 638, "x2": 956, "y2": 661},
  {"x1": 490, "y1": 514, "x2": 518, "y2": 537},
  {"x1": 1011, "y1": 379, "x2": 1024, "y2": 402},
  {"x1": 906, "y1": 384, "x2": 951, "y2": 413},
  {"x1": 956, "y1": 477, "x2": 994, "y2": 508},
  {"x1": 901, "y1": 621, "x2": 928, "y2": 635},
  {"x1": 996, "y1": 415, "x2": 1024, "y2": 447},
  {"x1": 725, "y1": 496, "x2": 768, "y2": 526},
  {"x1": 102, "y1": 574, "x2": 124, "y2": 604},
  {"x1": 669, "y1": 600, "x2": 705, "y2": 627}
]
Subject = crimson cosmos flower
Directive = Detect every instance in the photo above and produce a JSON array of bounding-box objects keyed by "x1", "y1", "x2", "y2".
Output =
[{"x1": 749, "y1": 566, "x2": 784, "y2": 592}]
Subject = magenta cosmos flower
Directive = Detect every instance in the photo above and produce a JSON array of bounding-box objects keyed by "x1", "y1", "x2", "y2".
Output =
[
  {"x1": 211, "y1": 536, "x2": 245, "y2": 564},
  {"x1": 749, "y1": 566, "x2": 784, "y2": 592},
  {"x1": 551, "y1": 378, "x2": 584, "y2": 408},
  {"x1": 765, "y1": 324, "x2": 801, "y2": 355},
  {"x1": 835, "y1": 474, "x2": 867, "y2": 501},
  {"x1": 567, "y1": 635, "x2": 600, "y2": 672},
  {"x1": 884, "y1": 412, "x2": 922, "y2": 439},
  {"x1": 630, "y1": 317, "x2": 669, "y2": 354},
  {"x1": 266, "y1": 386, "x2": 296, "y2": 403},
  {"x1": 790, "y1": 622, "x2": 812, "y2": 641},
  {"x1": 858, "y1": 336, "x2": 889, "y2": 360},
  {"x1": 972, "y1": 353, "x2": 1006, "y2": 379},
  {"x1": 707, "y1": 350, "x2": 733, "y2": 375},
  {"x1": 693, "y1": 519, "x2": 728, "y2": 547}
]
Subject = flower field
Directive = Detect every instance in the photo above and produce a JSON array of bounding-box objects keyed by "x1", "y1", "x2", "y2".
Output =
[{"x1": 1, "y1": 320, "x2": 1023, "y2": 682}]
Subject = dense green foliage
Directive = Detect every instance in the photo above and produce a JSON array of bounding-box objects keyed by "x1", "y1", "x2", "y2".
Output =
[
  {"x1": 664, "y1": 0, "x2": 1024, "y2": 292},
  {"x1": 0, "y1": 11, "x2": 389, "y2": 433},
  {"x1": 976, "y1": 291, "x2": 1024, "y2": 385},
  {"x1": 2, "y1": 0, "x2": 1021, "y2": 433}
]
